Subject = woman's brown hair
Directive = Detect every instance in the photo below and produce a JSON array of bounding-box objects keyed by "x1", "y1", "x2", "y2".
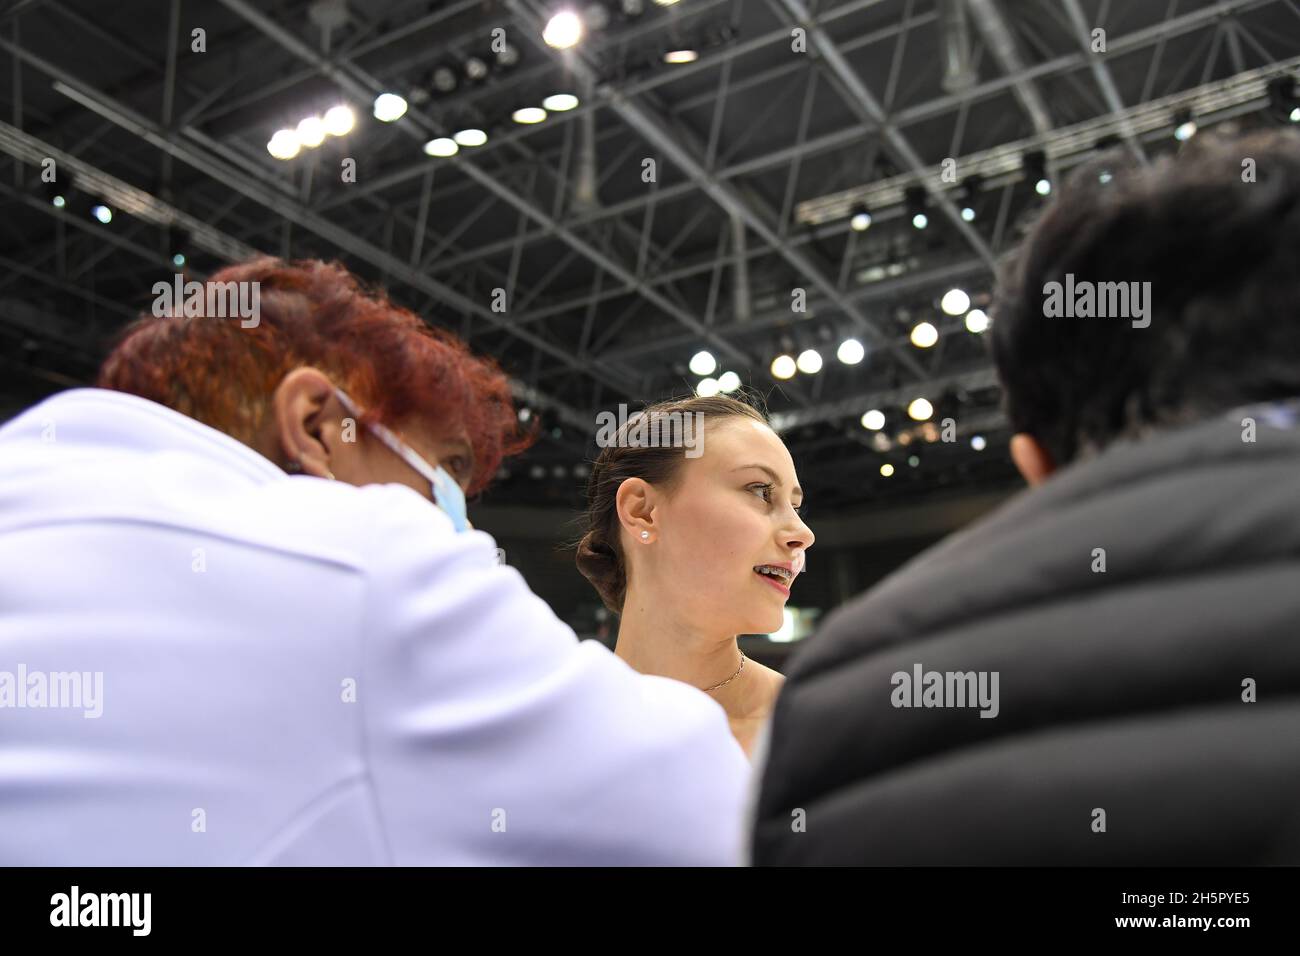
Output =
[{"x1": 574, "y1": 392, "x2": 768, "y2": 613}]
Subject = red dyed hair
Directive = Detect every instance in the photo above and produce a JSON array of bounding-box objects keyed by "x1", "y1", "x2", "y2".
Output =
[{"x1": 98, "y1": 257, "x2": 533, "y2": 496}]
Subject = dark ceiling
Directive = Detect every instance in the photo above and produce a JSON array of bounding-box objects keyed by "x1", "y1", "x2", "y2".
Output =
[{"x1": 2, "y1": 0, "x2": 1298, "y2": 513}]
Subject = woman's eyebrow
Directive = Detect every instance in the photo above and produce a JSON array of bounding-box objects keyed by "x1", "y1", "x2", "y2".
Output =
[{"x1": 732, "y1": 463, "x2": 803, "y2": 500}]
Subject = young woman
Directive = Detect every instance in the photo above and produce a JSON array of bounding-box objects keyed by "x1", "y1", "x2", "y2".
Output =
[{"x1": 576, "y1": 394, "x2": 815, "y2": 758}]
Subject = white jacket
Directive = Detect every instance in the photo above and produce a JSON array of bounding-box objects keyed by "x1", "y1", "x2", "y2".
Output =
[{"x1": 0, "y1": 388, "x2": 749, "y2": 865}]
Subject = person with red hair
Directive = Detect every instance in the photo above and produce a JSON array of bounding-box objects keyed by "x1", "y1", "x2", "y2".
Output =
[
  {"x1": 99, "y1": 257, "x2": 529, "y2": 510},
  {"x1": 0, "y1": 257, "x2": 749, "y2": 866}
]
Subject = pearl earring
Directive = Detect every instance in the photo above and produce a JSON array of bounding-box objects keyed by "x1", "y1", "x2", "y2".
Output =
[{"x1": 640, "y1": 531, "x2": 650, "y2": 541}]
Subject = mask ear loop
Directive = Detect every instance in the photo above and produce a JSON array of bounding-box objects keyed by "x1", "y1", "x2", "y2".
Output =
[{"x1": 333, "y1": 388, "x2": 443, "y2": 500}]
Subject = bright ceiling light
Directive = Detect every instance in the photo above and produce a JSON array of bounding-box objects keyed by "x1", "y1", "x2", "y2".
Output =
[
  {"x1": 543, "y1": 11, "x2": 584, "y2": 49},
  {"x1": 423, "y1": 137, "x2": 459, "y2": 157},
  {"x1": 940, "y1": 288, "x2": 970, "y2": 315},
  {"x1": 664, "y1": 49, "x2": 699, "y2": 64},
  {"x1": 696, "y1": 377, "x2": 721, "y2": 397},
  {"x1": 512, "y1": 106, "x2": 548, "y2": 124},
  {"x1": 91, "y1": 204, "x2": 112, "y2": 224},
  {"x1": 267, "y1": 128, "x2": 301, "y2": 159},
  {"x1": 837, "y1": 338, "x2": 865, "y2": 365},
  {"x1": 907, "y1": 397, "x2": 934, "y2": 421},
  {"x1": 373, "y1": 93, "x2": 408, "y2": 122},
  {"x1": 796, "y1": 349, "x2": 823, "y2": 374},
  {"x1": 770, "y1": 354, "x2": 797, "y2": 380},
  {"x1": 910, "y1": 321, "x2": 939, "y2": 349},
  {"x1": 717, "y1": 370, "x2": 741, "y2": 393},
  {"x1": 689, "y1": 350, "x2": 716, "y2": 376},
  {"x1": 296, "y1": 116, "x2": 326, "y2": 148},
  {"x1": 453, "y1": 128, "x2": 488, "y2": 147},
  {"x1": 861, "y1": 409, "x2": 885, "y2": 431},
  {"x1": 542, "y1": 93, "x2": 579, "y2": 112},
  {"x1": 323, "y1": 104, "x2": 356, "y2": 136},
  {"x1": 880, "y1": 463, "x2": 895, "y2": 477},
  {"x1": 965, "y1": 309, "x2": 989, "y2": 333}
]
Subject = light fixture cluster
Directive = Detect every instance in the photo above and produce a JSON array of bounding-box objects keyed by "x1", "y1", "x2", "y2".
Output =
[
  {"x1": 43, "y1": 180, "x2": 118, "y2": 227},
  {"x1": 416, "y1": 92, "x2": 580, "y2": 157},
  {"x1": 767, "y1": 347, "x2": 820, "y2": 379},
  {"x1": 904, "y1": 288, "x2": 990, "y2": 350},
  {"x1": 404, "y1": 42, "x2": 523, "y2": 107},
  {"x1": 857, "y1": 384, "x2": 992, "y2": 480},
  {"x1": 689, "y1": 350, "x2": 742, "y2": 396},
  {"x1": 763, "y1": 333, "x2": 865, "y2": 381},
  {"x1": 267, "y1": 105, "x2": 356, "y2": 160},
  {"x1": 720, "y1": 288, "x2": 986, "y2": 389},
  {"x1": 849, "y1": 173, "x2": 993, "y2": 232}
]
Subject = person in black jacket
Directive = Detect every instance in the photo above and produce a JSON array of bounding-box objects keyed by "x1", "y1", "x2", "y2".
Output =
[{"x1": 751, "y1": 127, "x2": 1300, "y2": 865}]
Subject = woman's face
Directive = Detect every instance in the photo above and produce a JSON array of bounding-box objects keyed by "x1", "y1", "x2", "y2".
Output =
[
  {"x1": 624, "y1": 417, "x2": 815, "y2": 636},
  {"x1": 269, "y1": 368, "x2": 478, "y2": 499}
]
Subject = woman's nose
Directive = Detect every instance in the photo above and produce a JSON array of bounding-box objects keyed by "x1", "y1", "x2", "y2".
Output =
[{"x1": 785, "y1": 518, "x2": 814, "y2": 553}]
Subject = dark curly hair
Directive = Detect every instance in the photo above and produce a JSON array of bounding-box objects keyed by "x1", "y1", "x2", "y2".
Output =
[
  {"x1": 575, "y1": 392, "x2": 768, "y2": 613},
  {"x1": 991, "y1": 127, "x2": 1300, "y2": 468}
]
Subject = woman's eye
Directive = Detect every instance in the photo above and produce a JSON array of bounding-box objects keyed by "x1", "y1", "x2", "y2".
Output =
[
  {"x1": 749, "y1": 482, "x2": 774, "y2": 502},
  {"x1": 447, "y1": 456, "x2": 469, "y2": 479}
]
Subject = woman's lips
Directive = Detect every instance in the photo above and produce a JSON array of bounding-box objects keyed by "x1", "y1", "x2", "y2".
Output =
[{"x1": 755, "y1": 569, "x2": 791, "y2": 597}]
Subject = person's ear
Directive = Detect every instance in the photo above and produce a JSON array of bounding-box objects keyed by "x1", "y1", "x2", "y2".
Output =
[
  {"x1": 1010, "y1": 432, "x2": 1056, "y2": 486},
  {"x1": 269, "y1": 367, "x2": 347, "y2": 479},
  {"x1": 614, "y1": 476, "x2": 657, "y2": 543}
]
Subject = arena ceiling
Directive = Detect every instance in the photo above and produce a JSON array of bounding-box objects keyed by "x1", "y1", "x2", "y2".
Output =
[{"x1": 1, "y1": 0, "x2": 1298, "y2": 510}]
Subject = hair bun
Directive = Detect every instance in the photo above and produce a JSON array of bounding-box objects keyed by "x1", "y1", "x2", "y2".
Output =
[{"x1": 575, "y1": 531, "x2": 625, "y2": 613}]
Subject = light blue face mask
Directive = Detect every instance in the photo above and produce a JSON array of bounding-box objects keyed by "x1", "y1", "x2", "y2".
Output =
[{"x1": 333, "y1": 388, "x2": 471, "y2": 532}]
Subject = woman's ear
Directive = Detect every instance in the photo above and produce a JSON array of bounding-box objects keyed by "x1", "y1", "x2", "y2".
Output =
[
  {"x1": 269, "y1": 367, "x2": 343, "y2": 478},
  {"x1": 614, "y1": 477, "x2": 656, "y2": 541},
  {"x1": 1010, "y1": 433, "x2": 1056, "y2": 486}
]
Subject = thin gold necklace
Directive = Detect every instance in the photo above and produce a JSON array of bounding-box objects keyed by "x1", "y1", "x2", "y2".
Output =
[{"x1": 703, "y1": 651, "x2": 746, "y2": 693}]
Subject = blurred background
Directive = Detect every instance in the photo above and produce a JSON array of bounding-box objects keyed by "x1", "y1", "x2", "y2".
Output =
[{"x1": 2, "y1": 0, "x2": 1298, "y2": 661}]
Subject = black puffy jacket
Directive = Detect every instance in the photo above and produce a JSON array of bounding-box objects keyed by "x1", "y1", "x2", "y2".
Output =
[{"x1": 753, "y1": 403, "x2": 1300, "y2": 865}]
